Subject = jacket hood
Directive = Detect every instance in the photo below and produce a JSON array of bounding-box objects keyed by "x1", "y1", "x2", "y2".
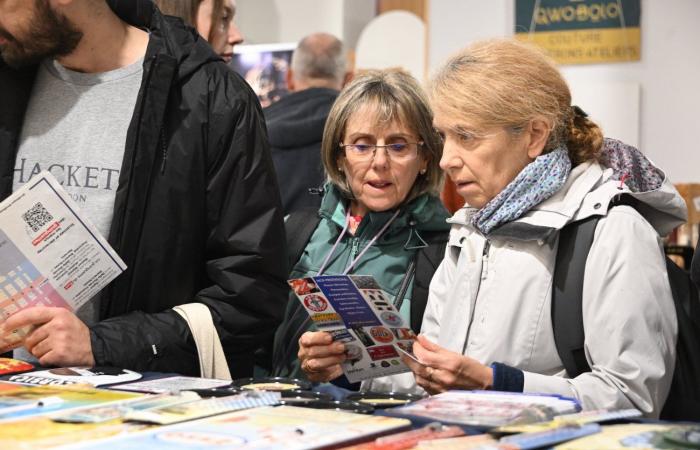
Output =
[
  {"x1": 319, "y1": 183, "x2": 450, "y2": 247},
  {"x1": 263, "y1": 88, "x2": 339, "y2": 149},
  {"x1": 108, "y1": 0, "x2": 221, "y2": 81},
  {"x1": 450, "y1": 138, "x2": 687, "y2": 241}
]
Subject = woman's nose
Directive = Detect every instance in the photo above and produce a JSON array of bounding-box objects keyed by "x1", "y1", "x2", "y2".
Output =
[
  {"x1": 228, "y1": 22, "x2": 244, "y2": 46},
  {"x1": 371, "y1": 146, "x2": 390, "y2": 169},
  {"x1": 439, "y1": 139, "x2": 461, "y2": 171}
]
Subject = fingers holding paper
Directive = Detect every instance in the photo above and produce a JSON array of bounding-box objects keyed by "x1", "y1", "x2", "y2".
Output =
[
  {"x1": 298, "y1": 331, "x2": 346, "y2": 382},
  {"x1": 1, "y1": 307, "x2": 94, "y2": 367},
  {"x1": 401, "y1": 334, "x2": 493, "y2": 395}
]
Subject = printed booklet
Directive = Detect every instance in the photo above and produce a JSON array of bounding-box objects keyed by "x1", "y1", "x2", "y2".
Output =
[
  {"x1": 0, "y1": 171, "x2": 126, "y2": 350},
  {"x1": 289, "y1": 275, "x2": 417, "y2": 382}
]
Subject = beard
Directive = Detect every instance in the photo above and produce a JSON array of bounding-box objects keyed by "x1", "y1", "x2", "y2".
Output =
[{"x1": 0, "y1": 0, "x2": 83, "y2": 69}]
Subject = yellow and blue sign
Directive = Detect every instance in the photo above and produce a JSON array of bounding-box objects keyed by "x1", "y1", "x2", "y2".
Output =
[{"x1": 515, "y1": 0, "x2": 641, "y2": 64}]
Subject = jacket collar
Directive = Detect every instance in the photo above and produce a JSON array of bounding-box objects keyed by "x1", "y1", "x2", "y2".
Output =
[
  {"x1": 319, "y1": 184, "x2": 450, "y2": 243},
  {"x1": 449, "y1": 160, "x2": 687, "y2": 243}
]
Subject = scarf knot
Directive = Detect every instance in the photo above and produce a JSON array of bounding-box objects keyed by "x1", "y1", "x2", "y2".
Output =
[{"x1": 472, "y1": 147, "x2": 572, "y2": 234}]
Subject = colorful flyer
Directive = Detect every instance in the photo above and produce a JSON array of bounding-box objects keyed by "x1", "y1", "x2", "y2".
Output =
[
  {"x1": 289, "y1": 274, "x2": 417, "y2": 382},
  {"x1": 110, "y1": 376, "x2": 232, "y2": 394},
  {"x1": 64, "y1": 405, "x2": 412, "y2": 450},
  {"x1": 0, "y1": 171, "x2": 126, "y2": 350},
  {"x1": 7, "y1": 367, "x2": 141, "y2": 387},
  {"x1": 0, "y1": 381, "x2": 142, "y2": 422}
]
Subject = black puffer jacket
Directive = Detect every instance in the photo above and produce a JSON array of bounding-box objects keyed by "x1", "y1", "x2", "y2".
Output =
[
  {"x1": 263, "y1": 87, "x2": 338, "y2": 215},
  {"x1": 0, "y1": 1, "x2": 288, "y2": 377}
]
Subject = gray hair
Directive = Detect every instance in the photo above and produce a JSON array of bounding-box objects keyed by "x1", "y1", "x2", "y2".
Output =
[
  {"x1": 291, "y1": 33, "x2": 346, "y2": 85},
  {"x1": 322, "y1": 69, "x2": 444, "y2": 202}
]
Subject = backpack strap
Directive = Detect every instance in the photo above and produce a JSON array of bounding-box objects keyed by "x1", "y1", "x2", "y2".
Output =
[
  {"x1": 552, "y1": 215, "x2": 600, "y2": 378},
  {"x1": 268, "y1": 208, "x2": 321, "y2": 375},
  {"x1": 411, "y1": 232, "x2": 448, "y2": 333},
  {"x1": 285, "y1": 207, "x2": 322, "y2": 271}
]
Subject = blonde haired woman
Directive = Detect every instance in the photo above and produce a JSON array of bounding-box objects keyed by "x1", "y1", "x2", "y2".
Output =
[
  {"x1": 303, "y1": 39, "x2": 686, "y2": 417},
  {"x1": 400, "y1": 39, "x2": 686, "y2": 417}
]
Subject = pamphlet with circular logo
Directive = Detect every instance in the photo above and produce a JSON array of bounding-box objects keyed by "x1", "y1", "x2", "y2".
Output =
[
  {"x1": 8, "y1": 366, "x2": 142, "y2": 387},
  {"x1": 287, "y1": 274, "x2": 416, "y2": 383}
]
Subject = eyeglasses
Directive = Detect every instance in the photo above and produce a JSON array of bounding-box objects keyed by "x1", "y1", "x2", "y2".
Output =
[{"x1": 339, "y1": 142, "x2": 423, "y2": 163}]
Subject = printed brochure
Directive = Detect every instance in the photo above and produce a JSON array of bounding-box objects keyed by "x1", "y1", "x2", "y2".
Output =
[
  {"x1": 380, "y1": 390, "x2": 580, "y2": 428},
  {"x1": 0, "y1": 171, "x2": 126, "y2": 349},
  {"x1": 0, "y1": 381, "x2": 142, "y2": 422},
  {"x1": 64, "y1": 405, "x2": 412, "y2": 450},
  {"x1": 289, "y1": 274, "x2": 417, "y2": 382}
]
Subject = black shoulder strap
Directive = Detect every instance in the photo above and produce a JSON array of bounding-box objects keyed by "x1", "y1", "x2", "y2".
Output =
[
  {"x1": 411, "y1": 232, "x2": 448, "y2": 333},
  {"x1": 285, "y1": 207, "x2": 322, "y2": 271},
  {"x1": 552, "y1": 215, "x2": 600, "y2": 378}
]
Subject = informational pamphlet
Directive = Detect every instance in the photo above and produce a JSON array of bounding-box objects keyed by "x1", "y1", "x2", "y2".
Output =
[
  {"x1": 64, "y1": 405, "x2": 412, "y2": 450},
  {"x1": 0, "y1": 381, "x2": 141, "y2": 423},
  {"x1": 289, "y1": 275, "x2": 417, "y2": 383},
  {"x1": 380, "y1": 390, "x2": 580, "y2": 428},
  {"x1": 7, "y1": 367, "x2": 142, "y2": 387},
  {"x1": 111, "y1": 376, "x2": 232, "y2": 394},
  {"x1": 123, "y1": 391, "x2": 280, "y2": 425},
  {"x1": 0, "y1": 172, "x2": 126, "y2": 349}
]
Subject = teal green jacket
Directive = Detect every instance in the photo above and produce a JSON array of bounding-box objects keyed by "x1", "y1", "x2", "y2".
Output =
[{"x1": 271, "y1": 185, "x2": 450, "y2": 379}]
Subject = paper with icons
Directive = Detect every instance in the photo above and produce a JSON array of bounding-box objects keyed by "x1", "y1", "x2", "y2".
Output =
[{"x1": 289, "y1": 274, "x2": 417, "y2": 383}]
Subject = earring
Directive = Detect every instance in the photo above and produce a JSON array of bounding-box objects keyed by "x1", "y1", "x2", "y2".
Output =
[
  {"x1": 420, "y1": 168, "x2": 427, "y2": 175},
  {"x1": 338, "y1": 166, "x2": 343, "y2": 172}
]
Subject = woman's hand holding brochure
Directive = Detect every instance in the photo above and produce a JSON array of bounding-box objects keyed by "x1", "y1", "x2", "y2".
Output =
[
  {"x1": 298, "y1": 331, "x2": 347, "y2": 382},
  {"x1": 400, "y1": 335, "x2": 494, "y2": 394}
]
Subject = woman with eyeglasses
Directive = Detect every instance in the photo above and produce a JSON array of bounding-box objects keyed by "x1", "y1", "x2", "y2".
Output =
[
  {"x1": 269, "y1": 69, "x2": 450, "y2": 387},
  {"x1": 155, "y1": 0, "x2": 243, "y2": 62}
]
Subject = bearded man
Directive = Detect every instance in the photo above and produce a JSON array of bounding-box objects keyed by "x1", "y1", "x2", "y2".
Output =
[{"x1": 0, "y1": 0, "x2": 287, "y2": 378}]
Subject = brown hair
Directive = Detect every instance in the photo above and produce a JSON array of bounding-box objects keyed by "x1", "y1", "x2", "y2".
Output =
[
  {"x1": 430, "y1": 39, "x2": 603, "y2": 165},
  {"x1": 322, "y1": 69, "x2": 443, "y2": 202},
  {"x1": 155, "y1": 0, "x2": 224, "y2": 43}
]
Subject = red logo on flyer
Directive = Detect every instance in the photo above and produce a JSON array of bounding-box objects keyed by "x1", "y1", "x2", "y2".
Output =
[
  {"x1": 367, "y1": 345, "x2": 399, "y2": 361},
  {"x1": 369, "y1": 326, "x2": 394, "y2": 343},
  {"x1": 304, "y1": 295, "x2": 328, "y2": 312}
]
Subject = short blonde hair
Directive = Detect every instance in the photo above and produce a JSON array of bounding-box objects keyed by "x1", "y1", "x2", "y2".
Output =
[
  {"x1": 322, "y1": 69, "x2": 443, "y2": 201},
  {"x1": 429, "y1": 39, "x2": 603, "y2": 165}
]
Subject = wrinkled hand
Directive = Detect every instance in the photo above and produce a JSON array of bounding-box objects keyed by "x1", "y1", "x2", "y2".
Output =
[
  {"x1": 0, "y1": 307, "x2": 94, "y2": 367},
  {"x1": 297, "y1": 331, "x2": 346, "y2": 382},
  {"x1": 401, "y1": 335, "x2": 493, "y2": 395}
]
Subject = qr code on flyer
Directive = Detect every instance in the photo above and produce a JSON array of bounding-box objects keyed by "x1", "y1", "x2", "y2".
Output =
[{"x1": 22, "y1": 202, "x2": 54, "y2": 232}]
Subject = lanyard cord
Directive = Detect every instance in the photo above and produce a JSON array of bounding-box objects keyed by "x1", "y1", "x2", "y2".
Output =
[
  {"x1": 316, "y1": 210, "x2": 351, "y2": 276},
  {"x1": 343, "y1": 209, "x2": 401, "y2": 274},
  {"x1": 316, "y1": 207, "x2": 401, "y2": 276}
]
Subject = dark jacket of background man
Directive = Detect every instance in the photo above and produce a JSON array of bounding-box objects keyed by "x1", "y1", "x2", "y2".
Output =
[
  {"x1": 264, "y1": 87, "x2": 338, "y2": 214},
  {"x1": 0, "y1": 0, "x2": 288, "y2": 377},
  {"x1": 263, "y1": 33, "x2": 350, "y2": 215}
]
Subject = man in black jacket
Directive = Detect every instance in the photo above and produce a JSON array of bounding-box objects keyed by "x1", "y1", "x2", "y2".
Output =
[
  {"x1": 0, "y1": 0, "x2": 287, "y2": 378},
  {"x1": 264, "y1": 33, "x2": 350, "y2": 215}
]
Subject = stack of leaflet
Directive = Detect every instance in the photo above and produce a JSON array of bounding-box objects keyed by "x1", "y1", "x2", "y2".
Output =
[
  {"x1": 555, "y1": 423, "x2": 700, "y2": 450},
  {"x1": 0, "y1": 381, "x2": 280, "y2": 449},
  {"x1": 0, "y1": 381, "x2": 142, "y2": 422},
  {"x1": 62, "y1": 405, "x2": 413, "y2": 449},
  {"x1": 379, "y1": 391, "x2": 580, "y2": 429},
  {"x1": 5, "y1": 366, "x2": 142, "y2": 387},
  {"x1": 345, "y1": 410, "x2": 645, "y2": 450}
]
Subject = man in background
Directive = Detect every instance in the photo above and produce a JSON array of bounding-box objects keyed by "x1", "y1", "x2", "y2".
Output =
[
  {"x1": 0, "y1": 0, "x2": 287, "y2": 378},
  {"x1": 264, "y1": 32, "x2": 351, "y2": 215}
]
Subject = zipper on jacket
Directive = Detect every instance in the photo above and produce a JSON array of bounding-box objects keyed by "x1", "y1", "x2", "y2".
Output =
[
  {"x1": 463, "y1": 239, "x2": 490, "y2": 354},
  {"x1": 159, "y1": 126, "x2": 168, "y2": 173},
  {"x1": 350, "y1": 237, "x2": 360, "y2": 260},
  {"x1": 481, "y1": 240, "x2": 491, "y2": 280}
]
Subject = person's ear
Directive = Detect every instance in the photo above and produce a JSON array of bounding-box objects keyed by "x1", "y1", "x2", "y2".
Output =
[
  {"x1": 342, "y1": 71, "x2": 354, "y2": 88},
  {"x1": 286, "y1": 69, "x2": 295, "y2": 91},
  {"x1": 525, "y1": 118, "x2": 551, "y2": 159}
]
